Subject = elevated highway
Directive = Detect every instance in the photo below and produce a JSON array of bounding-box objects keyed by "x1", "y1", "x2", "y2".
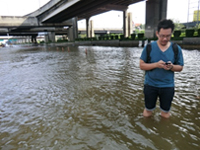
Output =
[
  {"x1": 37, "y1": 0, "x2": 143, "y2": 23},
  {"x1": 0, "y1": 0, "x2": 75, "y2": 41},
  {"x1": 0, "y1": 0, "x2": 168, "y2": 42}
]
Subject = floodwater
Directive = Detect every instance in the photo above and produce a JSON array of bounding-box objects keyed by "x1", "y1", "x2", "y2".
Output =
[{"x1": 0, "y1": 45, "x2": 199, "y2": 150}]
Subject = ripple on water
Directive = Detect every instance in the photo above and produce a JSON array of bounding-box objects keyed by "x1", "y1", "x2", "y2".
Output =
[{"x1": 0, "y1": 46, "x2": 200, "y2": 150}]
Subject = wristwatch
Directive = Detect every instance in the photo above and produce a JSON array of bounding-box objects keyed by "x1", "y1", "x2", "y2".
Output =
[{"x1": 170, "y1": 65, "x2": 173, "y2": 70}]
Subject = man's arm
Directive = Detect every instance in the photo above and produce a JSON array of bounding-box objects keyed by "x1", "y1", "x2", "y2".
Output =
[
  {"x1": 139, "y1": 59, "x2": 165, "y2": 71},
  {"x1": 168, "y1": 64, "x2": 183, "y2": 72},
  {"x1": 140, "y1": 59, "x2": 183, "y2": 72}
]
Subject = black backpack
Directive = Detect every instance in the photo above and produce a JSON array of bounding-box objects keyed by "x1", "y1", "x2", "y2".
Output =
[{"x1": 146, "y1": 43, "x2": 179, "y2": 64}]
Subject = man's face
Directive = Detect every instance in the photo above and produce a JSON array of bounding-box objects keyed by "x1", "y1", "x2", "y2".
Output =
[{"x1": 156, "y1": 28, "x2": 172, "y2": 46}]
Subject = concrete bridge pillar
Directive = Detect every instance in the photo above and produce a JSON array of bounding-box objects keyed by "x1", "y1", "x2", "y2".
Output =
[
  {"x1": 68, "y1": 27, "x2": 74, "y2": 41},
  {"x1": 128, "y1": 12, "x2": 133, "y2": 37},
  {"x1": 31, "y1": 35, "x2": 37, "y2": 44},
  {"x1": 86, "y1": 17, "x2": 90, "y2": 38},
  {"x1": 49, "y1": 32, "x2": 55, "y2": 43},
  {"x1": 86, "y1": 18, "x2": 94, "y2": 38},
  {"x1": 90, "y1": 20, "x2": 94, "y2": 38},
  {"x1": 123, "y1": 10, "x2": 128, "y2": 37},
  {"x1": 73, "y1": 17, "x2": 78, "y2": 40},
  {"x1": 68, "y1": 17, "x2": 78, "y2": 41},
  {"x1": 145, "y1": 0, "x2": 168, "y2": 38},
  {"x1": 26, "y1": 36, "x2": 31, "y2": 43},
  {"x1": 45, "y1": 34, "x2": 48, "y2": 43},
  {"x1": 28, "y1": 36, "x2": 32, "y2": 43},
  {"x1": 44, "y1": 32, "x2": 55, "y2": 43}
]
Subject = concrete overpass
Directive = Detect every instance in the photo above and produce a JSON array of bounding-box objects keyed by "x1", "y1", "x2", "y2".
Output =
[
  {"x1": 34, "y1": 0, "x2": 168, "y2": 39},
  {"x1": 0, "y1": 0, "x2": 75, "y2": 42},
  {"x1": 0, "y1": 0, "x2": 168, "y2": 42}
]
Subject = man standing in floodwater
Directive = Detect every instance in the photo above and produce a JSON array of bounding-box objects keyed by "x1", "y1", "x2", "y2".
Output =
[{"x1": 139, "y1": 19, "x2": 184, "y2": 118}]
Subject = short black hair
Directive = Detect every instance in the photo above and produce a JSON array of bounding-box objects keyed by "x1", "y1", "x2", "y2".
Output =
[{"x1": 157, "y1": 19, "x2": 174, "y2": 32}]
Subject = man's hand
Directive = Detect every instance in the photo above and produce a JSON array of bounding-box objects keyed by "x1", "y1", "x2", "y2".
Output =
[
  {"x1": 156, "y1": 60, "x2": 166, "y2": 68},
  {"x1": 163, "y1": 61, "x2": 173, "y2": 70}
]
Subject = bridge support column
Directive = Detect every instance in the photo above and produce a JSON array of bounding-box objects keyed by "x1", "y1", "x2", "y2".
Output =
[
  {"x1": 68, "y1": 17, "x2": 78, "y2": 41},
  {"x1": 128, "y1": 12, "x2": 133, "y2": 37},
  {"x1": 86, "y1": 18, "x2": 90, "y2": 38},
  {"x1": 49, "y1": 32, "x2": 55, "y2": 43},
  {"x1": 90, "y1": 20, "x2": 94, "y2": 38},
  {"x1": 123, "y1": 10, "x2": 128, "y2": 38},
  {"x1": 45, "y1": 34, "x2": 48, "y2": 43},
  {"x1": 45, "y1": 32, "x2": 55, "y2": 43},
  {"x1": 86, "y1": 18, "x2": 94, "y2": 38},
  {"x1": 26, "y1": 36, "x2": 31, "y2": 43},
  {"x1": 145, "y1": 0, "x2": 168, "y2": 38},
  {"x1": 73, "y1": 17, "x2": 78, "y2": 40},
  {"x1": 28, "y1": 36, "x2": 32, "y2": 43},
  {"x1": 31, "y1": 35, "x2": 37, "y2": 44}
]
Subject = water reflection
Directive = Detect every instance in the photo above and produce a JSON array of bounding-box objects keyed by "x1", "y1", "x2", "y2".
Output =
[{"x1": 0, "y1": 45, "x2": 199, "y2": 150}]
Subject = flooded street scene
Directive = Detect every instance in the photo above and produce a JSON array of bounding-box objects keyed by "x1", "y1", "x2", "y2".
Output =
[{"x1": 0, "y1": 45, "x2": 200, "y2": 150}]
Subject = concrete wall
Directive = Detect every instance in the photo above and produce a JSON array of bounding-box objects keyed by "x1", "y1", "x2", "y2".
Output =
[
  {"x1": 183, "y1": 37, "x2": 200, "y2": 45},
  {"x1": 75, "y1": 40, "x2": 140, "y2": 47}
]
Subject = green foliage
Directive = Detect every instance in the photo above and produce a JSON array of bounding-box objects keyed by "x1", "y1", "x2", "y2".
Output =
[
  {"x1": 131, "y1": 33, "x2": 136, "y2": 40},
  {"x1": 180, "y1": 32, "x2": 186, "y2": 37},
  {"x1": 186, "y1": 29, "x2": 195, "y2": 37},
  {"x1": 99, "y1": 36, "x2": 104, "y2": 40},
  {"x1": 40, "y1": 40, "x2": 45, "y2": 43},
  {"x1": 57, "y1": 39, "x2": 68, "y2": 43},
  {"x1": 120, "y1": 34, "x2": 124, "y2": 40},
  {"x1": 195, "y1": 23, "x2": 200, "y2": 29},
  {"x1": 171, "y1": 37, "x2": 183, "y2": 41},
  {"x1": 138, "y1": 33, "x2": 144, "y2": 39},
  {"x1": 115, "y1": 35, "x2": 119, "y2": 40},
  {"x1": 194, "y1": 31, "x2": 198, "y2": 37},
  {"x1": 172, "y1": 19, "x2": 185, "y2": 30},
  {"x1": 78, "y1": 34, "x2": 87, "y2": 38},
  {"x1": 135, "y1": 29, "x2": 145, "y2": 34},
  {"x1": 173, "y1": 30, "x2": 182, "y2": 37}
]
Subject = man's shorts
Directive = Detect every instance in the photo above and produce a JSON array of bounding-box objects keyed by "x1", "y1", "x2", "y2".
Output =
[{"x1": 143, "y1": 84, "x2": 174, "y2": 112}]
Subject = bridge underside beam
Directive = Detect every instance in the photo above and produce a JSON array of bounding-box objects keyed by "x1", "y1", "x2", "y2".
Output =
[
  {"x1": 79, "y1": 4, "x2": 128, "y2": 20},
  {"x1": 0, "y1": 32, "x2": 38, "y2": 36},
  {"x1": 0, "y1": 16, "x2": 73, "y2": 28},
  {"x1": 0, "y1": 27, "x2": 69, "y2": 36},
  {"x1": 42, "y1": 0, "x2": 142, "y2": 23}
]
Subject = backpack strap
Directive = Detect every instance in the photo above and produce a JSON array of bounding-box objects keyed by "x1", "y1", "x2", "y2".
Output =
[
  {"x1": 146, "y1": 43, "x2": 152, "y2": 63},
  {"x1": 172, "y1": 43, "x2": 178, "y2": 64}
]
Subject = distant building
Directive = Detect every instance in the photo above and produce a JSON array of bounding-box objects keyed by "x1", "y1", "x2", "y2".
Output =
[
  {"x1": 132, "y1": 21, "x2": 142, "y2": 31},
  {"x1": 193, "y1": 10, "x2": 200, "y2": 21}
]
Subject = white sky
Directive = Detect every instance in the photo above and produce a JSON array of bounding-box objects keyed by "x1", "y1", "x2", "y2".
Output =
[
  {"x1": 0, "y1": 0, "x2": 198, "y2": 28},
  {"x1": 0, "y1": 0, "x2": 50, "y2": 16}
]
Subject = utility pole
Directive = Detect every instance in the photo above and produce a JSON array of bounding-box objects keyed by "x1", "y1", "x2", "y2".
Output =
[
  {"x1": 187, "y1": 0, "x2": 200, "y2": 28},
  {"x1": 187, "y1": 0, "x2": 190, "y2": 24},
  {"x1": 38, "y1": 0, "x2": 41, "y2": 8},
  {"x1": 197, "y1": 0, "x2": 200, "y2": 26}
]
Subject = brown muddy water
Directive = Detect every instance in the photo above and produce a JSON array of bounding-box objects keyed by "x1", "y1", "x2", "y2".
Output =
[{"x1": 0, "y1": 45, "x2": 200, "y2": 150}]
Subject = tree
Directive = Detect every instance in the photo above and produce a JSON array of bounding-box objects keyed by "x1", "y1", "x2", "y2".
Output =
[{"x1": 172, "y1": 19, "x2": 185, "y2": 30}]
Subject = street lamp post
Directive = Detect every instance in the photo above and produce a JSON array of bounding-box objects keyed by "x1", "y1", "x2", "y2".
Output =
[{"x1": 197, "y1": 0, "x2": 200, "y2": 26}]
